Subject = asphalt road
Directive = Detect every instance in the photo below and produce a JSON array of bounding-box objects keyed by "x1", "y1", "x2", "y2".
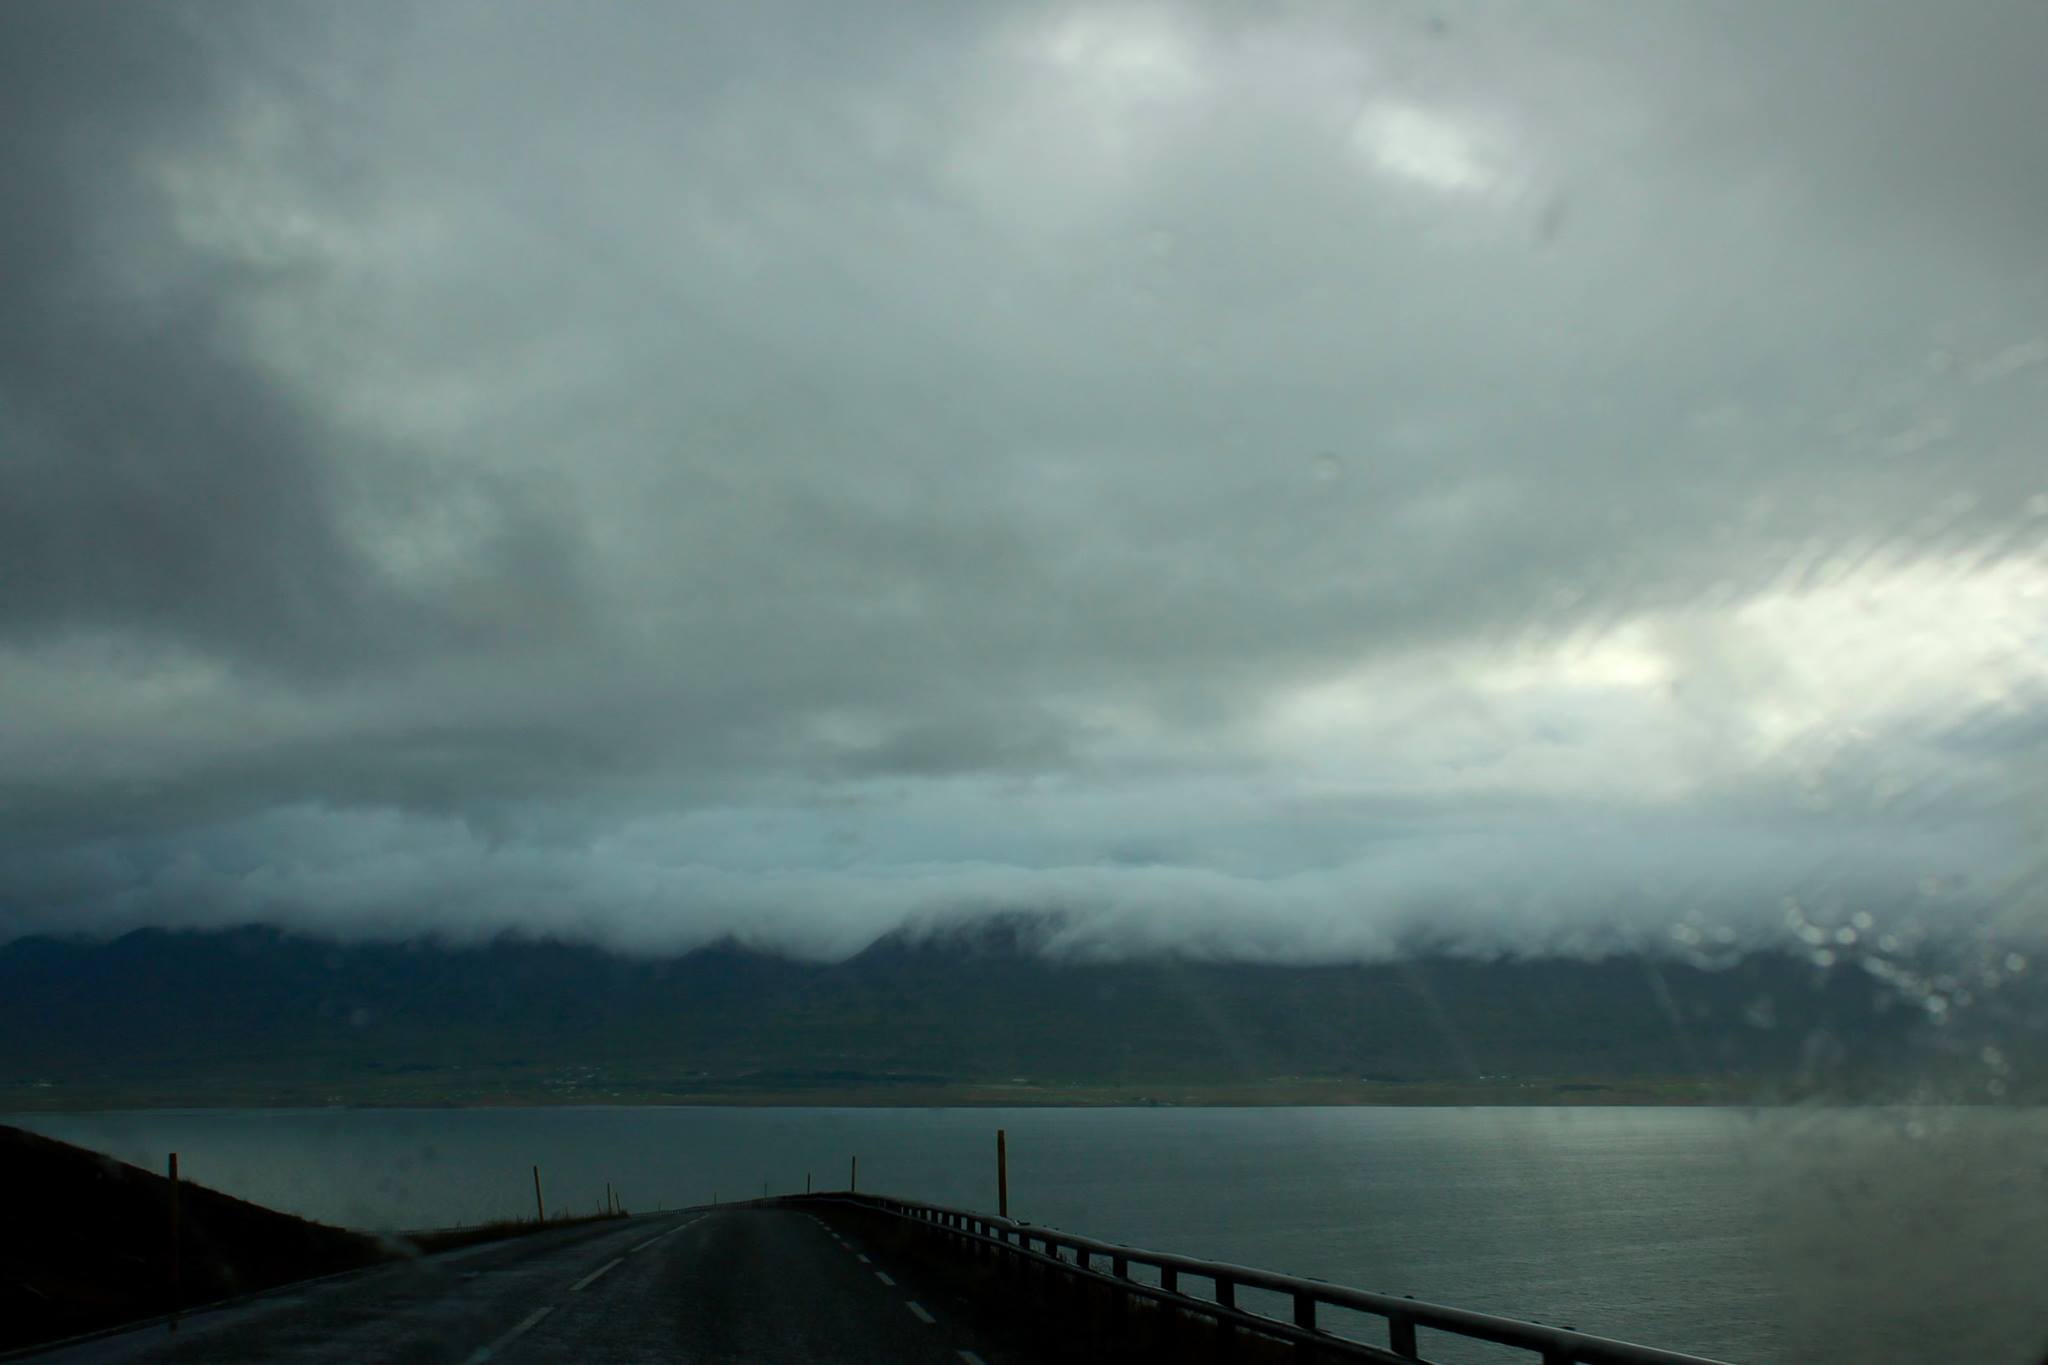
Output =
[{"x1": 24, "y1": 1208, "x2": 1014, "y2": 1364}]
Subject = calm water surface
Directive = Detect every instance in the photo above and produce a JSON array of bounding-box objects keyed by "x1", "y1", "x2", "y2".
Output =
[{"x1": 11, "y1": 1105, "x2": 2045, "y2": 1365}]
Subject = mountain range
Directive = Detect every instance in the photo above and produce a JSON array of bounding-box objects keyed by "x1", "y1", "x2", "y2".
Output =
[{"x1": 1, "y1": 922, "x2": 2034, "y2": 1107}]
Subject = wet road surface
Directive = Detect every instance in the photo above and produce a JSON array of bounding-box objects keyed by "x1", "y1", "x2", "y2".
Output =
[{"x1": 25, "y1": 1208, "x2": 1012, "y2": 1364}]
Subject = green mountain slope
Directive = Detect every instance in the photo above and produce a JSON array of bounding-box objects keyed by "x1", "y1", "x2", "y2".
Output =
[{"x1": 1, "y1": 923, "x2": 2033, "y2": 1106}]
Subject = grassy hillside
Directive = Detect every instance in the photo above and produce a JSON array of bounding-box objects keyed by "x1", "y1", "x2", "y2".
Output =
[{"x1": 0, "y1": 1123, "x2": 394, "y2": 1350}]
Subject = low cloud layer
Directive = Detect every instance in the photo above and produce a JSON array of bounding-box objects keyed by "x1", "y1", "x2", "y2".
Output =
[{"x1": 3, "y1": 2, "x2": 2044, "y2": 961}]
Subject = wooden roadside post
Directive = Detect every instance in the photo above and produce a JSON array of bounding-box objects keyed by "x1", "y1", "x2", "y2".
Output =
[
  {"x1": 167, "y1": 1153, "x2": 181, "y2": 1324},
  {"x1": 996, "y1": 1129, "x2": 1009, "y2": 1219},
  {"x1": 606, "y1": 1181, "x2": 614, "y2": 1216},
  {"x1": 806, "y1": 1172, "x2": 812, "y2": 1194},
  {"x1": 850, "y1": 1155, "x2": 858, "y2": 1192},
  {"x1": 532, "y1": 1165, "x2": 546, "y2": 1222}
]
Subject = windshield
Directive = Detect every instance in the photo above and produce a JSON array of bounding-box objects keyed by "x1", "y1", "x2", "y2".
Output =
[{"x1": 2, "y1": 5, "x2": 2043, "y2": 1364}]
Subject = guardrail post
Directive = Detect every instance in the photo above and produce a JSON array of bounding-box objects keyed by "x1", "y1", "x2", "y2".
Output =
[
  {"x1": 1157, "y1": 1261, "x2": 1180, "y2": 1353},
  {"x1": 1389, "y1": 1314, "x2": 1418, "y2": 1359},
  {"x1": 1213, "y1": 1274, "x2": 1237, "y2": 1361},
  {"x1": 1291, "y1": 1291, "x2": 1319, "y2": 1361},
  {"x1": 167, "y1": 1153, "x2": 181, "y2": 1321}
]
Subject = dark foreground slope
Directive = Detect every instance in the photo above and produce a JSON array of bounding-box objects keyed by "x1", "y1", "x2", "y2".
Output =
[
  {"x1": 0, "y1": 1125, "x2": 627, "y2": 1352},
  {"x1": 2, "y1": 923, "x2": 2037, "y2": 1106},
  {"x1": 0, "y1": 1123, "x2": 394, "y2": 1351}
]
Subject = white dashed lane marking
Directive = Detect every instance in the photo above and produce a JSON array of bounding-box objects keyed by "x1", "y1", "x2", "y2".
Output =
[
  {"x1": 812, "y1": 1222, "x2": 979, "y2": 1355},
  {"x1": 463, "y1": 1306, "x2": 552, "y2": 1363}
]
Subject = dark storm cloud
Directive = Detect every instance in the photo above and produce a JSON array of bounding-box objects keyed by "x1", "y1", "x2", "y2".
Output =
[
  {"x1": 0, "y1": 0, "x2": 2043, "y2": 960},
  {"x1": 0, "y1": 3, "x2": 588, "y2": 679}
]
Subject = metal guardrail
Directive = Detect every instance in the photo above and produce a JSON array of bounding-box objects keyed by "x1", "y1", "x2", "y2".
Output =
[{"x1": 793, "y1": 1191, "x2": 1738, "y2": 1365}]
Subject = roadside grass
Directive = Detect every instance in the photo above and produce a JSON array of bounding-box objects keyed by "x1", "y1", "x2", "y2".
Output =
[{"x1": 399, "y1": 1209, "x2": 630, "y2": 1255}]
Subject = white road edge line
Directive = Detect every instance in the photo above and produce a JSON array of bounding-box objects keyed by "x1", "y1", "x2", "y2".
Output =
[
  {"x1": 905, "y1": 1300, "x2": 936, "y2": 1325},
  {"x1": 635, "y1": 1218, "x2": 693, "y2": 1252},
  {"x1": 856, "y1": 1253, "x2": 870, "y2": 1263},
  {"x1": 632, "y1": 1219, "x2": 687, "y2": 1252},
  {"x1": 874, "y1": 1270, "x2": 896, "y2": 1286},
  {"x1": 569, "y1": 1258, "x2": 622, "y2": 1292},
  {"x1": 959, "y1": 1352, "x2": 989, "y2": 1365},
  {"x1": 463, "y1": 1305, "x2": 553, "y2": 1363}
]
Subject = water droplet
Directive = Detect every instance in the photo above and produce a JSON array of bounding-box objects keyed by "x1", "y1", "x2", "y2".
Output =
[{"x1": 1311, "y1": 452, "x2": 1343, "y2": 482}]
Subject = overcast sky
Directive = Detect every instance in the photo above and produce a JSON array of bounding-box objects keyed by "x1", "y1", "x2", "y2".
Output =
[{"x1": 2, "y1": 1, "x2": 2044, "y2": 962}]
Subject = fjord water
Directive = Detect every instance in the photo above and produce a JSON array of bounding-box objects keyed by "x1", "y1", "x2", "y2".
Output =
[{"x1": 11, "y1": 1106, "x2": 2044, "y2": 1365}]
